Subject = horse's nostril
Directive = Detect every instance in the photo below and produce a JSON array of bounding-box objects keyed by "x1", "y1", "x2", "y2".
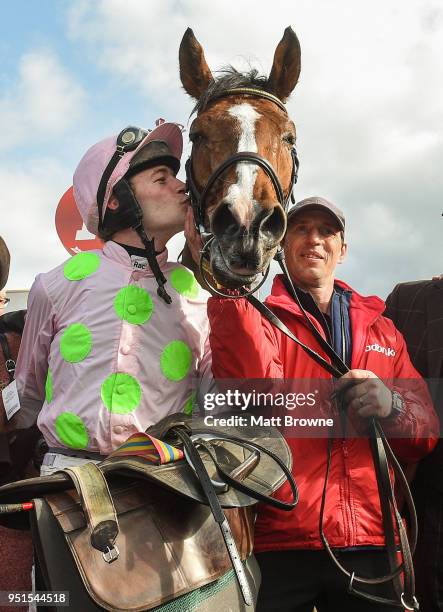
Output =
[
  {"x1": 211, "y1": 202, "x2": 241, "y2": 238},
  {"x1": 260, "y1": 206, "x2": 286, "y2": 241}
]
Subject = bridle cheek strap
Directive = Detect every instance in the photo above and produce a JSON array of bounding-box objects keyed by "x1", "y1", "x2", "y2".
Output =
[{"x1": 185, "y1": 156, "x2": 206, "y2": 233}]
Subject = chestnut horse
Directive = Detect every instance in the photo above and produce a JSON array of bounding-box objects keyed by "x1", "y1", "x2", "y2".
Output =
[{"x1": 179, "y1": 27, "x2": 300, "y2": 289}]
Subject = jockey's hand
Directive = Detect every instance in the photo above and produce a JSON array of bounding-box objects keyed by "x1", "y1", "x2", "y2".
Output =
[
  {"x1": 334, "y1": 369, "x2": 393, "y2": 419},
  {"x1": 184, "y1": 206, "x2": 203, "y2": 265}
]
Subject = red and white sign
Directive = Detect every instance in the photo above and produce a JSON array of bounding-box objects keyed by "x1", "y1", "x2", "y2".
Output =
[{"x1": 55, "y1": 187, "x2": 104, "y2": 255}]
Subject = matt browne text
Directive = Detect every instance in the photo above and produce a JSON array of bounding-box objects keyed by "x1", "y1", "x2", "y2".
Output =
[{"x1": 204, "y1": 415, "x2": 334, "y2": 427}]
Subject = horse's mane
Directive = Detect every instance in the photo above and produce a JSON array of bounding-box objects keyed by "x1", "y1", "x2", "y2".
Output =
[{"x1": 192, "y1": 66, "x2": 269, "y2": 115}]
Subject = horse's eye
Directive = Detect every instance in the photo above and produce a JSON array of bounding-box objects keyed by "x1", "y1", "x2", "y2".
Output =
[
  {"x1": 283, "y1": 133, "x2": 296, "y2": 146},
  {"x1": 189, "y1": 132, "x2": 204, "y2": 144}
]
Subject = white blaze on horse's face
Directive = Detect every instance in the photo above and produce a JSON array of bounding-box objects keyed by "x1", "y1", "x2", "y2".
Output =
[{"x1": 225, "y1": 103, "x2": 261, "y2": 230}]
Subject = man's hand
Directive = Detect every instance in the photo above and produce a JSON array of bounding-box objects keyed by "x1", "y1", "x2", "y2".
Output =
[
  {"x1": 334, "y1": 369, "x2": 393, "y2": 419},
  {"x1": 184, "y1": 206, "x2": 203, "y2": 265}
]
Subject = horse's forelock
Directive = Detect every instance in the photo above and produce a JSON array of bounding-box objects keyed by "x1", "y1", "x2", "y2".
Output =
[{"x1": 191, "y1": 66, "x2": 269, "y2": 116}]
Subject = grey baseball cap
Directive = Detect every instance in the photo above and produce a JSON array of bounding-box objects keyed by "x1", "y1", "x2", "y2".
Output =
[{"x1": 287, "y1": 196, "x2": 345, "y2": 232}]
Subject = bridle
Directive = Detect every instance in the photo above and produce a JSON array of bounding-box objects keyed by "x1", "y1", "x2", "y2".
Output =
[{"x1": 185, "y1": 87, "x2": 299, "y2": 296}]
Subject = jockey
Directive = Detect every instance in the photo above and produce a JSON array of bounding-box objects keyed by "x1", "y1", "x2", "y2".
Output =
[
  {"x1": 0, "y1": 122, "x2": 262, "y2": 612},
  {"x1": 5, "y1": 122, "x2": 212, "y2": 473}
]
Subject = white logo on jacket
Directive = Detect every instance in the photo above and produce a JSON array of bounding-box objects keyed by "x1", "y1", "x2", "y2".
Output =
[
  {"x1": 365, "y1": 343, "x2": 396, "y2": 357},
  {"x1": 130, "y1": 255, "x2": 148, "y2": 270}
]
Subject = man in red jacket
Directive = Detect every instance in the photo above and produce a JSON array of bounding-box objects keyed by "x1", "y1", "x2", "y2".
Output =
[{"x1": 200, "y1": 196, "x2": 439, "y2": 611}]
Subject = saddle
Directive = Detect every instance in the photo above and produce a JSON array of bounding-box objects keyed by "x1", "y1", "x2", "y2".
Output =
[{"x1": 0, "y1": 413, "x2": 297, "y2": 611}]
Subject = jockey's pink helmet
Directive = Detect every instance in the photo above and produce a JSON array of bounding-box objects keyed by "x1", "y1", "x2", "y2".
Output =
[{"x1": 73, "y1": 122, "x2": 183, "y2": 235}]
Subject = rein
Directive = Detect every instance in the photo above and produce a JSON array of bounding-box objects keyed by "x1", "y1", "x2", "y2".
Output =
[{"x1": 247, "y1": 262, "x2": 418, "y2": 611}]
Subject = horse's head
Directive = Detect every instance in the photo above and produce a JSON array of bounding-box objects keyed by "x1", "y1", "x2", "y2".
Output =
[{"x1": 180, "y1": 27, "x2": 301, "y2": 289}]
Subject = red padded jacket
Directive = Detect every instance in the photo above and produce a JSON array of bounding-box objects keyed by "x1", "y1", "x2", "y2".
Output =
[{"x1": 208, "y1": 276, "x2": 439, "y2": 552}]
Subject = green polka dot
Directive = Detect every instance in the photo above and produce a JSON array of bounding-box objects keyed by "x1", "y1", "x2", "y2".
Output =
[
  {"x1": 170, "y1": 268, "x2": 199, "y2": 299},
  {"x1": 114, "y1": 286, "x2": 154, "y2": 325},
  {"x1": 60, "y1": 324, "x2": 92, "y2": 363},
  {"x1": 55, "y1": 412, "x2": 89, "y2": 449},
  {"x1": 160, "y1": 340, "x2": 192, "y2": 382},
  {"x1": 183, "y1": 391, "x2": 197, "y2": 415},
  {"x1": 101, "y1": 372, "x2": 141, "y2": 414},
  {"x1": 64, "y1": 252, "x2": 101, "y2": 281},
  {"x1": 45, "y1": 369, "x2": 53, "y2": 403}
]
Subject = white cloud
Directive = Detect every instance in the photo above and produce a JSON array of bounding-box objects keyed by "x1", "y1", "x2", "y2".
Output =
[
  {"x1": 64, "y1": 0, "x2": 443, "y2": 298},
  {"x1": 0, "y1": 49, "x2": 86, "y2": 150},
  {"x1": 1, "y1": 160, "x2": 70, "y2": 288},
  {"x1": 3, "y1": 0, "x2": 442, "y2": 297}
]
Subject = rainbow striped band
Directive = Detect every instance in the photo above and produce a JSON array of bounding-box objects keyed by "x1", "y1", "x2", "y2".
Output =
[{"x1": 110, "y1": 432, "x2": 184, "y2": 464}]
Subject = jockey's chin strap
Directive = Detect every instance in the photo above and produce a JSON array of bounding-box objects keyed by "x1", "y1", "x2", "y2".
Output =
[
  {"x1": 245, "y1": 251, "x2": 418, "y2": 611},
  {"x1": 112, "y1": 180, "x2": 172, "y2": 304}
]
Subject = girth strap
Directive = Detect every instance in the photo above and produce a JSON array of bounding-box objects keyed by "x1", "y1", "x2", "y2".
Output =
[{"x1": 62, "y1": 463, "x2": 119, "y2": 564}]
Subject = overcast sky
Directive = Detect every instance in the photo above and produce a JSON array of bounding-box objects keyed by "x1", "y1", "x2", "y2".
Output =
[{"x1": 1, "y1": 0, "x2": 442, "y2": 299}]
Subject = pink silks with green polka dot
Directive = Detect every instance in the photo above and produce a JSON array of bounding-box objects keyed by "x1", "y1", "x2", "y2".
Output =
[{"x1": 16, "y1": 241, "x2": 211, "y2": 455}]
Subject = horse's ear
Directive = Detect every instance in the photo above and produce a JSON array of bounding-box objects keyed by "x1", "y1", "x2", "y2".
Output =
[
  {"x1": 267, "y1": 27, "x2": 301, "y2": 103},
  {"x1": 179, "y1": 28, "x2": 213, "y2": 100}
]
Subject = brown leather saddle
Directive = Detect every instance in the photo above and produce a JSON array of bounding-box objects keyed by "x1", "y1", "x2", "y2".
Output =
[{"x1": 0, "y1": 413, "x2": 297, "y2": 611}]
